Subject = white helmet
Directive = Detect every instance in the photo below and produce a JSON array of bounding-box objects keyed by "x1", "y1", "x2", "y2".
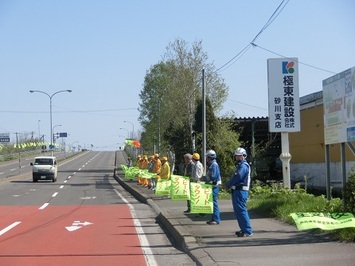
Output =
[
  {"x1": 234, "y1": 147, "x2": 247, "y2": 156},
  {"x1": 205, "y1": 149, "x2": 216, "y2": 159}
]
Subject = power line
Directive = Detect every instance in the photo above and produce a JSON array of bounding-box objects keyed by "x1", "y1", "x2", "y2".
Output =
[
  {"x1": 217, "y1": 0, "x2": 289, "y2": 72},
  {"x1": 0, "y1": 107, "x2": 137, "y2": 114},
  {"x1": 251, "y1": 42, "x2": 337, "y2": 75},
  {"x1": 227, "y1": 99, "x2": 267, "y2": 111}
]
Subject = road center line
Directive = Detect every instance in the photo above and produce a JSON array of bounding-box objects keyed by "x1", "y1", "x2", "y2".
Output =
[
  {"x1": 0, "y1": 221, "x2": 21, "y2": 236},
  {"x1": 39, "y1": 203, "x2": 49, "y2": 210},
  {"x1": 52, "y1": 192, "x2": 58, "y2": 197}
]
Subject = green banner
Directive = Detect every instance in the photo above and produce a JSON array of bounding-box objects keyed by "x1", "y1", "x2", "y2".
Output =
[
  {"x1": 155, "y1": 179, "x2": 171, "y2": 196},
  {"x1": 290, "y1": 212, "x2": 355, "y2": 230},
  {"x1": 121, "y1": 165, "x2": 138, "y2": 179},
  {"x1": 170, "y1": 175, "x2": 190, "y2": 201},
  {"x1": 140, "y1": 169, "x2": 155, "y2": 179},
  {"x1": 190, "y1": 182, "x2": 213, "y2": 214}
]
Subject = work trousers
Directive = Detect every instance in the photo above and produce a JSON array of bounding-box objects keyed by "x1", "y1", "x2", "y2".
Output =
[
  {"x1": 211, "y1": 185, "x2": 221, "y2": 223},
  {"x1": 232, "y1": 189, "x2": 252, "y2": 234}
]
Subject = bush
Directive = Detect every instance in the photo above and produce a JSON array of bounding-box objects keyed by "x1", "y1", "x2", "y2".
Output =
[
  {"x1": 247, "y1": 182, "x2": 355, "y2": 241},
  {"x1": 344, "y1": 172, "x2": 355, "y2": 214}
]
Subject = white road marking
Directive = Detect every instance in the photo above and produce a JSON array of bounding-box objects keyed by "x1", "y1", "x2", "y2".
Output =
[
  {"x1": 80, "y1": 196, "x2": 96, "y2": 200},
  {"x1": 65, "y1": 221, "x2": 93, "y2": 232},
  {"x1": 0, "y1": 221, "x2": 21, "y2": 236},
  {"x1": 52, "y1": 192, "x2": 58, "y2": 197},
  {"x1": 64, "y1": 180, "x2": 68, "y2": 183},
  {"x1": 59, "y1": 185, "x2": 64, "y2": 189},
  {"x1": 113, "y1": 189, "x2": 157, "y2": 266},
  {"x1": 68, "y1": 175, "x2": 71, "y2": 179},
  {"x1": 39, "y1": 203, "x2": 49, "y2": 210}
]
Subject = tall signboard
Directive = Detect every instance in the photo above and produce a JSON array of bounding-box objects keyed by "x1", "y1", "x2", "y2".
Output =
[
  {"x1": 267, "y1": 58, "x2": 300, "y2": 188},
  {"x1": 323, "y1": 66, "x2": 355, "y2": 201},
  {"x1": 268, "y1": 58, "x2": 300, "y2": 132},
  {"x1": 323, "y1": 67, "x2": 355, "y2": 144}
]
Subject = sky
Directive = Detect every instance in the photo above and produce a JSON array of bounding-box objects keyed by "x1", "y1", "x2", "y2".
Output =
[{"x1": 0, "y1": 0, "x2": 354, "y2": 151}]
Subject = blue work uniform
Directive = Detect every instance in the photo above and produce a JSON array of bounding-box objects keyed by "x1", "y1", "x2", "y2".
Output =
[
  {"x1": 206, "y1": 159, "x2": 221, "y2": 224},
  {"x1": 226, "y1": 159, "x2": 252, "y2": 235}
]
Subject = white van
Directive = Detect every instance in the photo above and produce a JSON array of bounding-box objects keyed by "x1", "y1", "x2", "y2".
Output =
[{"x1": 30, "y1": 156, "x2": 58, "y2": 182}]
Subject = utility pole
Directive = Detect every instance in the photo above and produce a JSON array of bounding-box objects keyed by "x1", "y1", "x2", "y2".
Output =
[
  {"x1": 15, "y1": 132, "x2": 21, "y2": 174},
  {"x1": 158, "y1": 100, "x2": 161, "y2": 153},
  {"x1": 202, "y1": 69, "x2": 206, "y2": 174}
]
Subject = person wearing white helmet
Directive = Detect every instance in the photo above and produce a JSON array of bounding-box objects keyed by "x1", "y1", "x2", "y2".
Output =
[
  {"x1": 205, "y1": 149, "x2": 221, "y2": 225},
  {"x1": 226, "y1": 147, "x2": 253, "y2": 237}
]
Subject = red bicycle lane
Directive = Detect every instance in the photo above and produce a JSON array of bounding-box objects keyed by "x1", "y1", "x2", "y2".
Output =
[{"x1": 0, "y1": 205, "x2": 147, "y2": 266}]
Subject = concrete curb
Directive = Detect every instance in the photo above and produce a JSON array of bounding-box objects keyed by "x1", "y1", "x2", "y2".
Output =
[{"x1": 113, "y1": 170, "x2": 215, "y2": 266}]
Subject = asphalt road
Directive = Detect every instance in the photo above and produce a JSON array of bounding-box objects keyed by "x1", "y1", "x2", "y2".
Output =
[
  {"x1": 0, "y1": 151, "x2": 195, "y2": 266},
  {"x1": 0, "y1": 150, "x2": 74, "y2": 181}
]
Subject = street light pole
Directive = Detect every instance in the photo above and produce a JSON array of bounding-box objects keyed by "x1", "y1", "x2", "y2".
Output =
[
  {"x1": 52, "y1": 124, "x2": 62, "y2": 145},
  {"x1": 124, "y1": 120, "x2": 134, "y2": 139},
  {"x1": 38, "y1": 120, "x2": 41, "y2": 140},
  {"x1": 29, "y1": 90, "x2": 72, "y2": 154},
  {"x1": 119, "y1": 127, "x2": 129, "y2": 138}
]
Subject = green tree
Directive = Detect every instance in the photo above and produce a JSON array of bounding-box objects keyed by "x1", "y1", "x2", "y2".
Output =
[
  {"x1": 139, "y1": 39, "x2": 229, "y2": 157},
  {"x1": 193, "y1": 98, "x2": 240, "y2": 181}
]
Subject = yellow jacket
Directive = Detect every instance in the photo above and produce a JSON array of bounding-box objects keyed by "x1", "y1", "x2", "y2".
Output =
[{"x1": 159, "y1": 161, "x2": 170, "y2": 180}]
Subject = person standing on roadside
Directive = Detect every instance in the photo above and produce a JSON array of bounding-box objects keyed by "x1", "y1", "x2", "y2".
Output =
[
  {"x1": 150, "y1": 153, "x2": 161, "y2": 190},
  {"x1": 226, "y1": 147, "x2": 253, "y2": 237},
  {"x1": 191, "y1": 153, "x2": 204, "y2": 183},
  {"x1": 183, "y1": 153, "x2": 194, "y2": 213},
  {"x1": 205, "y1": 150, "x2": 221, "y2": 225},
  {"x1": 154, "y1": 156, "x2": 170, "y2": 192}
]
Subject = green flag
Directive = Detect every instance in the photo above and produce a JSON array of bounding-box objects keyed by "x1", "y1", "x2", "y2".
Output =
[
  {"x1": 190, "y1": 182, "x2": 213, "y2": 214},
  {"x1": 155, "y1": 179, "x2": 171, "y2": 196},
  {"x1": 122, "y1": 166, "x2": 139, "y2": 179},
  {"x1": 140, "y1": 169, "x2": 155, "y2": 179},
  {"x1": 170, "y1": 174, "x2": 190, "y2": 201},
  {"x1": 290, "y1": 212, "x2": 355, "y2": 230}
]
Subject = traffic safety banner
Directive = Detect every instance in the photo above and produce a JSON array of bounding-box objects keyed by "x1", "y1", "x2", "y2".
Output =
[
  {"x1": 170, "y1": 175, "x2": 190, "y2": 201},
  {"x1": 155, "y1": 179, "x2": 171, "y2": 196},
  {"x1": 190, "y1": 182, "x2": 213, "y2": 214},
  {"x1": 290, "y1": 212, "x2": 355, "y2": 230}
]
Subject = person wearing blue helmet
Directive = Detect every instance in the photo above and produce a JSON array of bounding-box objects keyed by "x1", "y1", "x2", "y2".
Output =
[
  {"x1": 226, "y1": 147, "x2": 253, "y2": 237},
  {"x1": 205, "y1": 150, "x2": 221, "y2": 225}
]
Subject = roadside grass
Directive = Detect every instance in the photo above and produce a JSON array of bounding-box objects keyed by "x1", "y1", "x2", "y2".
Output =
[{"x1": 219, "y1": 182, "x2": 355, "y2": 242}]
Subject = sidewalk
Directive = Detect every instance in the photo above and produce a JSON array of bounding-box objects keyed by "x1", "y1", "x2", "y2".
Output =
[{"x1": 114, "y1": 173, "x2": 355, "y2": 266}]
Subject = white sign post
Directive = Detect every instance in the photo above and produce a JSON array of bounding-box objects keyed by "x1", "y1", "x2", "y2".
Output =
[{"x1": 267, "y1": 58, "x2": 300, "y2": 188}]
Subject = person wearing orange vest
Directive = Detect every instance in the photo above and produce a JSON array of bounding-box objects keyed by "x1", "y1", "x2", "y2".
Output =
[{"x1": 138, "y1": 155, "x2": 149, "y2": 185}]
